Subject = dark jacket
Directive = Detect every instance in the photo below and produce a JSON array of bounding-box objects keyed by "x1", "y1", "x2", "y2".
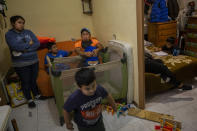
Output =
[{"x1": 167, "y1": 0, "x2": 179, "y2": 20}]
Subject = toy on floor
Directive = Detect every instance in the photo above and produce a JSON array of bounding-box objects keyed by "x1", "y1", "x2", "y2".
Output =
[
  {"x1": 103, "y1": 103, "x2": 121, "y2": 115},
  {"x1": 106, "y1": 105, "x2": 115, "y2": 115},
  {"x1": 154, "y1": 125, "x2": 173, "y2": 131},
  {"x1": 6, "y1": 82, "x2": 26, "y2": 107},
  {"x1": 117, "y1": 103, "x2": 131, "y2": 118},
  {"x1": 128, "y1": 108, "x2": 174, "y2": 122},
  {"x1": 103, "y1": 103, "x2": 132, "y2": 117},
  {"x1": 154, "y1": 118, "x2": 181, "y2": 131}
]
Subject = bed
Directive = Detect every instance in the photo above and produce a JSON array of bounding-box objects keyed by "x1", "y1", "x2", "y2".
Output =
[{"x1": 145, "y1": 48, "x2": 197, "y2": 95}]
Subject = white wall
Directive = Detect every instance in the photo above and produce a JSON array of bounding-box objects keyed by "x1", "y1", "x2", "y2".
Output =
[
  {"x1": 5, "y1": 0, "x2": 96, "y2": 41},
  {"x1": 92, "y1": 0, "x2": 139, "y2": 104}
]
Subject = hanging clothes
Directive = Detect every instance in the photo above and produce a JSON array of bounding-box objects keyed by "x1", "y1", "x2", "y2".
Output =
[
  {"x1": 176, "y1": 9, "x2": 188, "y2": 31},
  {"x1": 150, "y1": 0, "x2": 168, "y2": 22},
  {"x1": 176, "y1": 0, "x2": 185, "y2": 10},
  {"x1": 167, "y1": 0, "x2": 180, "y2": 20},
  {"x1": 144, "y1": 0, "x2": 154, "y2": 15}
]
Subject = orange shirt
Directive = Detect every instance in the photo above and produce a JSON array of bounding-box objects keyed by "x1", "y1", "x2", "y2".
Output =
[{"x1": 75, "y1": 39, "x2": 99, "y2": 49}]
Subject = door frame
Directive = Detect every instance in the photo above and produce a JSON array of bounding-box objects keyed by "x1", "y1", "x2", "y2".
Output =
[{"x1": 136, "y1": 0, "x2": 145, "y2": 109}]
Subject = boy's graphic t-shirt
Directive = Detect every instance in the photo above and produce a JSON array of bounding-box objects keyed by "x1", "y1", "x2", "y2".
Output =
[
  {"x1": 44, "y1": 50, "x2": 68, "y2": 65},
  {"x1": 63, "y1": 85, "x2": 108, "y2": 127}
]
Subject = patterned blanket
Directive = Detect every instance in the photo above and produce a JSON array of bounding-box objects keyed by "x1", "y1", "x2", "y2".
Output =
[{"x1": 146, "y1": 46, "x2": 197, "y2": 71}]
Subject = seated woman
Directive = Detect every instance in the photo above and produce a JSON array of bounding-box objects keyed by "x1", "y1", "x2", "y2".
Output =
[{"x1": 75, "y1": 28, "x2": 103, "y2": 66}]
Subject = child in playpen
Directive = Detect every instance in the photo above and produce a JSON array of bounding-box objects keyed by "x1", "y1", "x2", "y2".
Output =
[
  {"x1": 63, "y1": 68, "x2": 117, "y2": 131},
  {"x1": 44, "y1": 42, "x2": 72, "y2": 72},
  {"x1": 75, "y1": 28, "x2": 103, "y2": 66}
]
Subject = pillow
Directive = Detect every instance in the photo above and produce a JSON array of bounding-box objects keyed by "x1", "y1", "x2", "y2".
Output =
[{"x1": 37, "y1": 36, "x2": 56, "y2": 49}]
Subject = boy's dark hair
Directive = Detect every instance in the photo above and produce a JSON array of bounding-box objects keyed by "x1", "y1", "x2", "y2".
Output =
[
  {"x1": 10, "y1": 15, "x2": 25, "y2": 25},
  {"x1": 166, "y1": 37, "x2": 176, "y2": 45},
  {"x1": 75, "y1": 68, "x2": 96, "y2": 88},
  {"x1": 81, "y1": 28, "x2": 91, "y2": 35},
  {"x1": 47, "y1": 42, "x2": 56, "y2": 50}
]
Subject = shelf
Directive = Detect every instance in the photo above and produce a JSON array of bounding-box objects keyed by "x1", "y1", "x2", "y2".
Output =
[
  {"x1": 185, "y1": 45, "x2": 197, "y2": 52},
  {"x1": 186, "y1": 38, "x2": 197, "y2": 43},
  {"x1": 185, "y1": 29, "x2": 197, "y2": 33}
]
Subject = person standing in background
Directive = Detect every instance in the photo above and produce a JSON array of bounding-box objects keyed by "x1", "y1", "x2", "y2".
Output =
[{"x1": 5, "y1": 15, "x2": 42, "y2": 108}]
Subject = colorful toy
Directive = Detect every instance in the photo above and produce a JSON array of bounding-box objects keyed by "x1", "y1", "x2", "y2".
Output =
[
  {"x1": 154, "y1": 125, "x2": 173, "y2": 131},
  {"x1": 6, "y1": 82, "x2": 27, "y2": 107},
  {"x1": 106, "y1": 105, "x2": 114, "y2": 115},
  {"x1": 154, "y1": 118, "x2": 181, "y2": 131},
  {"x1": 117, "y1": 104, "x2": 131, "y2": 118},
  {"x1": 103, "y1": 103, "x2": 132, "y2": 117}
]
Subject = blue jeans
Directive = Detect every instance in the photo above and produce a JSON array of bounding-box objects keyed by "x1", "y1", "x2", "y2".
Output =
[{"x1": 14, "y1": 62, "x2": 39, "y2": 100}]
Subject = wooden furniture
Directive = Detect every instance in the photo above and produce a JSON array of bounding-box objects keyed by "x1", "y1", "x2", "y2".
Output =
[
  {"x1": 184, "y1": 17, "x2": 197, "y2": 57},
  {"x1": 145, "y1": 54, "x2": 197, "y2": 95},
  {"x1": 148, "y1": 21, "x2": 177, "y2": 47}
]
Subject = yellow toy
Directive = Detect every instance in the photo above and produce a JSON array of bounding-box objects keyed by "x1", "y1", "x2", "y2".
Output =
[{"x1": 6, "y1": 82, "x2": 26, "y2": 107}]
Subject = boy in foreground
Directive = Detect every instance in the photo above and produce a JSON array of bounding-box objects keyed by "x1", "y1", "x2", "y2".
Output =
[{"x1": 63, "y1": 68, "x2": 117, "y2": 131}]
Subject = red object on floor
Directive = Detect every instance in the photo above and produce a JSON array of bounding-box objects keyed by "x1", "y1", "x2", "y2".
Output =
[{"x1": 154, "y1": 125, "x2": 173, "y2": 131}]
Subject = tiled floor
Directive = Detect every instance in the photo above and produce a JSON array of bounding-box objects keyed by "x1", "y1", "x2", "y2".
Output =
[
  {"x1": 145, "y1": 88, "x2": 197, "y2": 131},
  {"x1": 10, "y1": 86, "x2": 197, "y2": 131}
]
